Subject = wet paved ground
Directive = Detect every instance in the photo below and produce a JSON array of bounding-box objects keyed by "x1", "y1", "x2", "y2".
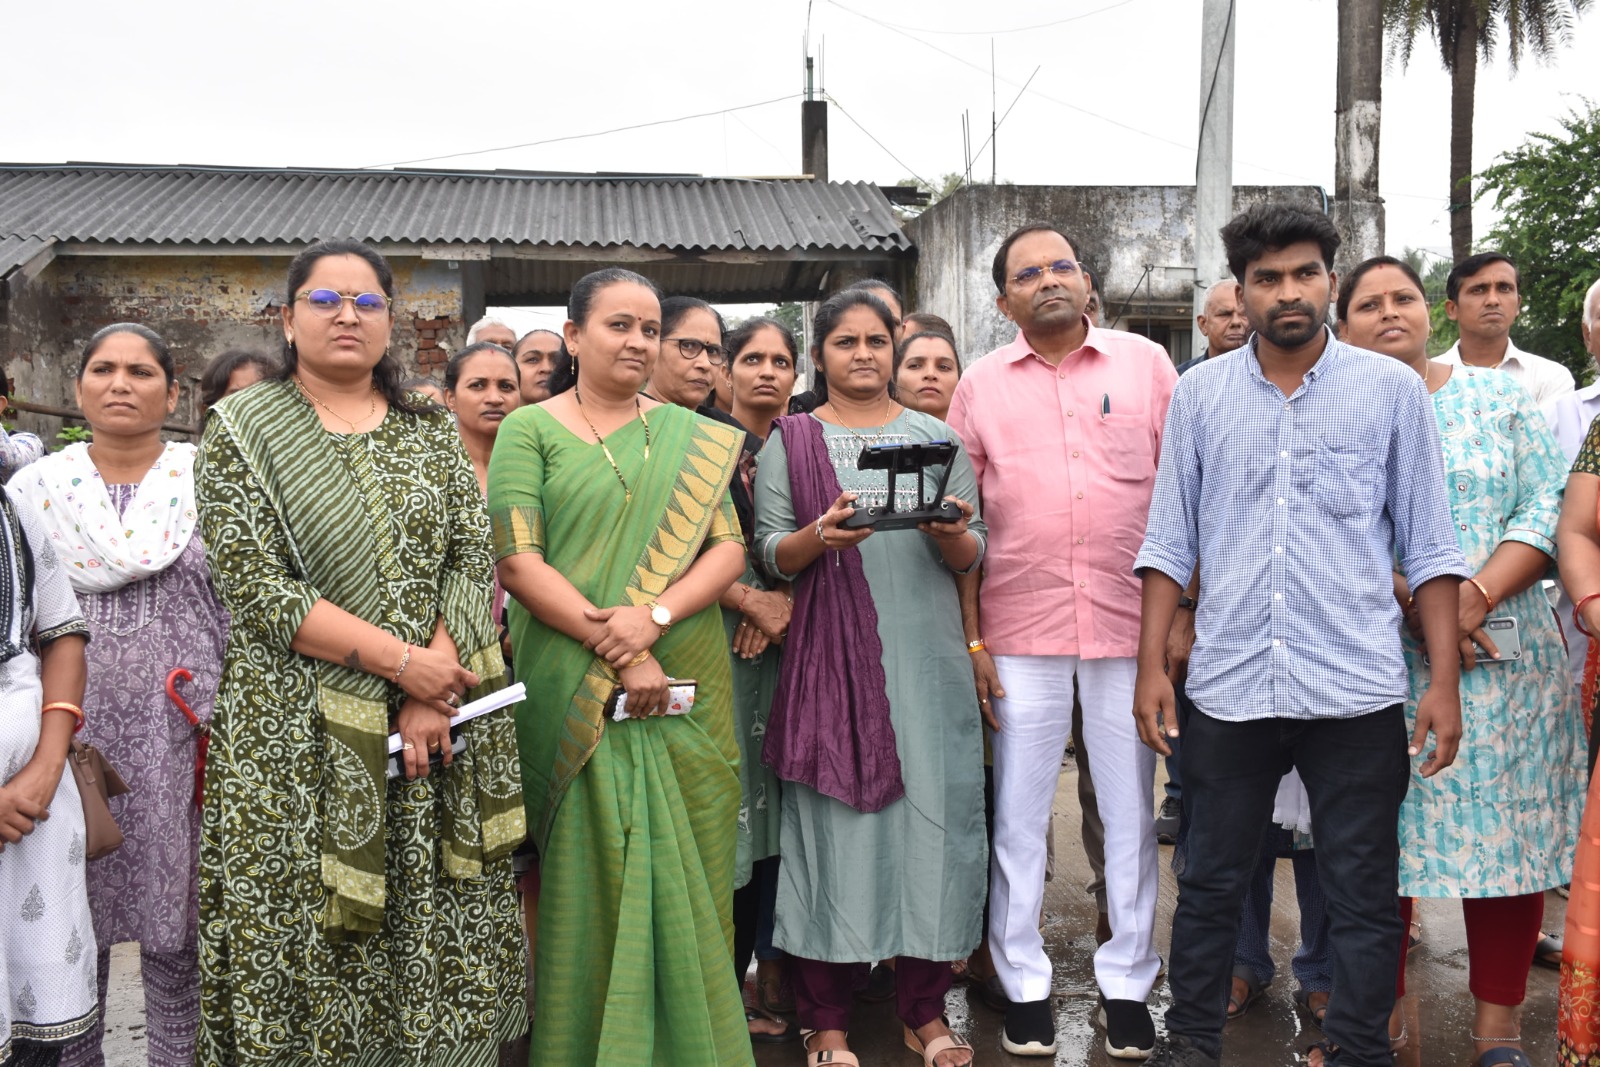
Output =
[{"x1": 103, "y1": 756, "x2": 1562, "y2": 1066}]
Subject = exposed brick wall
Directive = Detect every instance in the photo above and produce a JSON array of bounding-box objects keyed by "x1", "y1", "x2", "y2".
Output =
[{"x1": 1, "y1": 253, "x2": 465, "y2": 440}]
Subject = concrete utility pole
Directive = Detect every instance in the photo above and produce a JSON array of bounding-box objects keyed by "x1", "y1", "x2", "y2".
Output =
[
  {"x1": 1332, "y1": 0, "x2": 1386, "y2": 269},
  {"x1": 1193, "y1": 0, "x2": 1235, "y2": 360},
  {"x1": 802, "y1": 56, "x2": 828, "y2": 182}
]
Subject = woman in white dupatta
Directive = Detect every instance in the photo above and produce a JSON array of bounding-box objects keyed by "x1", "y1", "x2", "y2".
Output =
[{"x1": 7, "y1": 324, "x2": 229, "y2": 1067}]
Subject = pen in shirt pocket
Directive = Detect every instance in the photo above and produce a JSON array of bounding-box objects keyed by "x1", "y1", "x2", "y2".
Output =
[{"x1": 1100, "y1": 393, "x2": 1110, "y2": 420}]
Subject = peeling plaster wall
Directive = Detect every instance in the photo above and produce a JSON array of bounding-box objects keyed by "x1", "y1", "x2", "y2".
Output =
[
  {"x1": 908, "y1": 184, "x2": 1328, "y2": 362},
  {"x1": 2, "y1": 254, "x2": 465, "y2": 440}
]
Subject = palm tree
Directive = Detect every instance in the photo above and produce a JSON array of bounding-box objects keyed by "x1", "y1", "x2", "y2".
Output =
[{"x1": 1385, "y1": 0, "x2": 1591, "y2": 262}]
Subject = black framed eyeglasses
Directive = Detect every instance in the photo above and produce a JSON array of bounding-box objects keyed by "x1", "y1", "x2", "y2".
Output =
[
  {"x1": 296, "y1": 289, "x2": 391, "y2": 316},
  {"x1": 1010, "y1": 259, "x2": 1080, "y2": 289},
  {"x1": 664, "y1": 337, "x2": 727, "y2": 366}
]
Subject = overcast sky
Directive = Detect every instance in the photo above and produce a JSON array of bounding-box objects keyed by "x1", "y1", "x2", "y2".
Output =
[{"x1": 7, "y1": 0, "x2": 1596, "y2": 331}]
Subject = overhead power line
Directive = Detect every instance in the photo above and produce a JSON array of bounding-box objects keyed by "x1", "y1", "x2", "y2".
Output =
[
  {"x1": 363, "y1": 94, "x2": 804, "y2": 170},
  {"x1": 824, "y1": 93, "x2": 930, "y2": 188}
]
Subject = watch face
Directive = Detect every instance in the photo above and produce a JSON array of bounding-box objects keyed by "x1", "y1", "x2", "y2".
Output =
[{"x1": 651, "y1": 605, "x2": 671, "y2": 626}]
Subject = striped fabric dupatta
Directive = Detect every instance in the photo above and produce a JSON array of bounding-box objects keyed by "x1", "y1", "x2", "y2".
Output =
[{"x1": 214, "y1": 381, "x2": 521, "y2": 935}]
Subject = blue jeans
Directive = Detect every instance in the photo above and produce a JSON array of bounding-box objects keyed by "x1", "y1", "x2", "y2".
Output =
[{"x1": 1163, "y1": 706, "x2": 1409, "y2": 1067}]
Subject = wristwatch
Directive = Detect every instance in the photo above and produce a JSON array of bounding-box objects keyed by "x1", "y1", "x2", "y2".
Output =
[
  {"x1": 647, "y1": 601, "x2": 673, "y2": 635},
  {"x1": 1177, "y1": 596, "x2": 1198, "y2": 610}
]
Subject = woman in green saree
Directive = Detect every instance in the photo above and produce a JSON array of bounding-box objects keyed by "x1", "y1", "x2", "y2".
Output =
[{"x1": 489, "y1": 268, "x2": 753, "y2": 1066}]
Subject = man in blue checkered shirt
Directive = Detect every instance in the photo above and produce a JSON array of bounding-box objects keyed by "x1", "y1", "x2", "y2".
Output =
[{"x1": 1132, "y1": 204, "x2": 1470, "y2": 1067}]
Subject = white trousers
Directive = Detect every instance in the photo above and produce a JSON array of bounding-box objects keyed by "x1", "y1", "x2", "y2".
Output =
[{"x1": 987, "y1": 654, "x2": 1159, "y2": 1003}]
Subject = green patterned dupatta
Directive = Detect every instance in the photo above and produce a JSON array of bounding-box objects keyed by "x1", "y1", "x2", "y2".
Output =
[
  {"x1": 214, "y1": 382, "x2": 523, "y2": 936},
  {"x1": 489, "y1": 403, "x2": 743, "y2": 849}
]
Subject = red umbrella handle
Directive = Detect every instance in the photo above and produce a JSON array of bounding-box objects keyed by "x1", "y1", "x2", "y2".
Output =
[{"x1": 165, "y1": 668, "x2": 206, "y2": 810}]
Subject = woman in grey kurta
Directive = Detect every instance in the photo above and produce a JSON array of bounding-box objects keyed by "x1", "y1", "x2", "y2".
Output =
[{"x1": 750, "y1": 288, "x2": 986, "y2": 1067}]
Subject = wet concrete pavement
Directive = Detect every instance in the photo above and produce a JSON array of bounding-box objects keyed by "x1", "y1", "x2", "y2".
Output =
[{"x1": 102, "y1": 755, "x2": 1563, "y2": 1066}]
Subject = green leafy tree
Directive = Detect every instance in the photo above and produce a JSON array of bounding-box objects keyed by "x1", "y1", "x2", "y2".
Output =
[
  {"x1": 1478, "y1": 103, "x2": 1600, "y2": 380},
  {"x1": 1384, "y1": 0, "x2": 1591, "y2": 263},
  {"x1": 1402, "y1": 247, "x2": 1460, "y2": 355},
  {"x1": 893, "y1": 173, "x2": 967, "y2": 221}
]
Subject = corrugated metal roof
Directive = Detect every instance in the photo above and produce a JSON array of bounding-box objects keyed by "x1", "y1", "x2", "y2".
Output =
[
  {"x1": 0, "y1": 234, "x2": 49, "y2": 276},
  {"x1": 0, "y1": 164, "x2": 910, "y2": 256}
]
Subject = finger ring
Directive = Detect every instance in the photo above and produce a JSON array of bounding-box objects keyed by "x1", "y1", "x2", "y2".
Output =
[
  {"x1": 428, "y1": 741, "x2": 442, "y2": 752},
  {"x1": 402, "y1": 742, "x2": 415, "y2": 751},
  {"x1": 446, "y1": 692, "x2": 459, "y2": 707},
  {"x1": 981, "y1": 698, "x2": 989, "y2": 704}
]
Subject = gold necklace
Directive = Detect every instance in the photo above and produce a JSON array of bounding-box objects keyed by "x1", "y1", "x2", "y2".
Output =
[
  {"x1": 575, "y1": 388, "x2": 650, "y2": 503},
  {"x1": 294, "y1": 375, "x2": 376, "y2": 432},
  {"x1": 824, "y1": 398, "x2": 897, "y2": 445}
]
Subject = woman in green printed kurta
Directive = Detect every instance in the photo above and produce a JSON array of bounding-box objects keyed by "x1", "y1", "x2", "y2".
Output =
[
  {"x1": 194, "y1": 241, "x2": 526, "y2": 1067},
  {"x1": 489, "y1": 269, "x2": 753, "y2": 1067}
]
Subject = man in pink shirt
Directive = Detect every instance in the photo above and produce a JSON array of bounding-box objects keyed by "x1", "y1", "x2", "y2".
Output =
[{"x1": 948, "y1": 223, "x2": 1177, "y2": 1059}]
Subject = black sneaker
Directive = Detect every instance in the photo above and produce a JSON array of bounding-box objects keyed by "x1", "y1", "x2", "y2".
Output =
[
  {"x1": 1147, "y1": 1035, "x2": 1221, "y2": 1067},
  {"x1": 1098, "y1": 998, "x2": 1156, "y2": 1060},
  {"x1": 1154, "y1": 796, "x2": 1181, "y2": 844},
  {"x1": 1001, "y1": 997, "x2": 1057, "y2": 1056}
]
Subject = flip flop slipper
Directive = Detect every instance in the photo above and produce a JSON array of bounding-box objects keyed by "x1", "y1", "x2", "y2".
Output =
[
  {"x1": 1227, "y1": 966, "x2": 1268, "y2": 1020},
  {"x1": 758, "y1": 970, "x2": 796, "y2": 1015},
  {"x1": 1534, "y1": 933, "x2": 1564, "y2": 969},
  {"x1": 1407, "y1": 919, "x2": 1423, "y2": 954},
  {"x1": 1294, "y1": 988, "x2": 1329, "y2": 1027},
  {"x1": 746, "y1": 1007, "x2": 798, "y2": 1044}
]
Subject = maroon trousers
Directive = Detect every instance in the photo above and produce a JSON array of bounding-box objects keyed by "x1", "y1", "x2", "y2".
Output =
[
  {"x1": 1397, "y1": 894, "x2": 1543, "y2": 1005},
  {"x1": 791, "y1": 956, "x2": 952, "y2": 1032}
]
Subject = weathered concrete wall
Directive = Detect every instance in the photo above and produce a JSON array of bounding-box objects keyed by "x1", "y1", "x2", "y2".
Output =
[
  {"x1": 2, "y1": 254, "x2": 465, "y2": 440},
  {"x1": 907, "y1": 184, "x2": 1327, "y2": 362}
]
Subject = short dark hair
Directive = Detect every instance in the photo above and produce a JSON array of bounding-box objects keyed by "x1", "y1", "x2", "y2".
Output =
[
  {"x1": 892, "y1": 329, "x2": 962, "y2": 383},
  {"x1": 79, "y1": 323, "x2": 176, "y2": 385},
  {"x1": 725, "y1": 316, "x2": 798, "y2": 362},
  {"x1": 567, "y1": 267, "x2": 661, "y2": 326},
  {"x1": 810, "y1": 289, "x2": 898, "y2": 403},
  {"x1": 843, "y1": 279, "x2": 904, "y2": 319},
  {"x1": 903, "y1": 311, "x2": 953, "y2": 336},
  {"x1": 1335, "y1": 255, "x2": 1427, "y2": 325},
  {"x1": 992, "y1": 223, "x2": 1081, "y2": 293},
  {"x1": 1446, "y1": 252, "x2": 1520, "y2": 302},
  {"x1": 277, "y1": 240, "x2": 441, "y2": 416},
  {"x1": 199, "y1": 348, "x2": 278, "y2": 411},
  {"x1": 1219, "y1": 203, "x2": 1341, "y2": 284},
  {"x1": 660, "y1": 296, "x2": 726, "y2": 343},
  {"x1": 444, "y1": 342, "x2": 518, "y2": 390}
]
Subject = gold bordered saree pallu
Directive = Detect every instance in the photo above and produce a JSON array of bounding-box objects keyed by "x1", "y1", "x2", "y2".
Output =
[
  {"x1": 493, "y1": 405, "x2": 744, "y2": 851},
  {"x1": 216, "y1": 389, "x2": 523, "y2": 936}
]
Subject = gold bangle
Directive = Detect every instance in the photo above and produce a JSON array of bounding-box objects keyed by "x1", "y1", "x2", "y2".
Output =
[
  {"x1": 42, "y1": 701, "x2": 85, "y2": 732},
  {"x1": 626, "y1": 649, "x2": 651, "y2": 669},
  {"x1": 1469, "y1": 577, "x2": 1496, "y2": 612},
  {"x1": 966, "y1": 639, "x2": 987, "y2": 654}
]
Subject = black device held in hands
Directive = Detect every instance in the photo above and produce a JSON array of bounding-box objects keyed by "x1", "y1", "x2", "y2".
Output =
[
  {"x1": 386, "y1": 729, "x2": 468, "y2": 780},
  {"x1": 839, "y1": 440, "x2": 963, "y2": 531}
]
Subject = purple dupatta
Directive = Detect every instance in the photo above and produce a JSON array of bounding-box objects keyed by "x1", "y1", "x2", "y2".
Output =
[{"x1": 761, "y1": 414, "x2": 905, "y2": 813}]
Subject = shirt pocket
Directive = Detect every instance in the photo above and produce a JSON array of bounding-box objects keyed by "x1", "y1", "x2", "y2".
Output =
[
  {"x1": 1097, "y1": 413, "x2": 1154, "y2": 482},
  {"x1": 1314, "y1": 437, "x2": 1383, "y2": 519}
]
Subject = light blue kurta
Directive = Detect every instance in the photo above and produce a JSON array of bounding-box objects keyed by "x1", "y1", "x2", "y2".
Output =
[
  {"x1": 1398, "y1": 366, "x2": 1583, "y2": 897},
  {"x1": 753, "y1": 409, "x2": 989, "y2": 962}
]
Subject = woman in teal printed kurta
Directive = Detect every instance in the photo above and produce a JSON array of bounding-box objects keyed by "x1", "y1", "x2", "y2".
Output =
[
  {"x1": 751, "y1": 290, "x2": 985, "y2": 1067},
  {"x1": 1337, "y1": 256, "x2": 1581, "y2": 1065}
]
